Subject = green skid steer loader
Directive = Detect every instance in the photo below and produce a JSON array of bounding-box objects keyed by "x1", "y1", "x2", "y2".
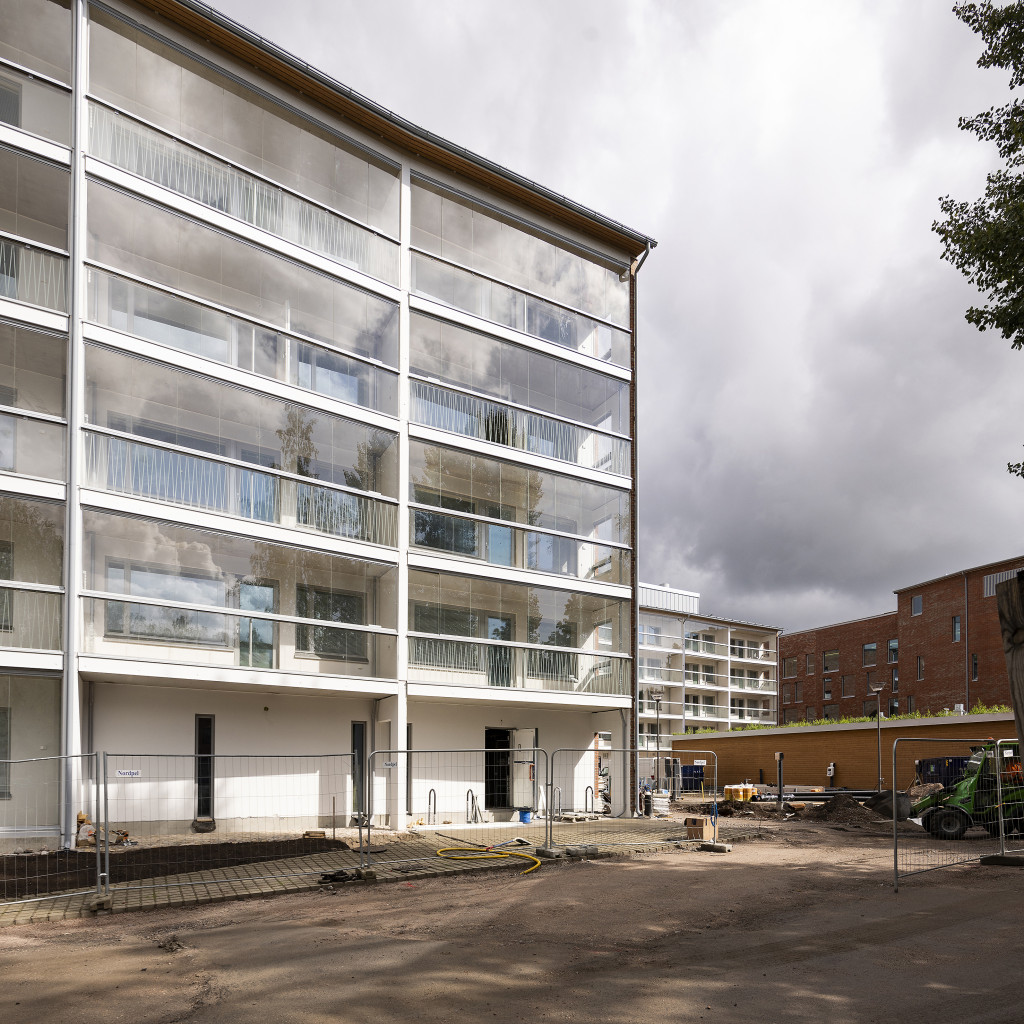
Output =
[{"x1": 913, "y1": 742, "x2": 1024, "y2": 840}]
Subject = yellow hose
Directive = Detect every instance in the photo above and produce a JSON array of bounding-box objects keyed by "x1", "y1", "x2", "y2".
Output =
[{"x1": 435, "y1": 846, "x2": 542, "y2": 875}]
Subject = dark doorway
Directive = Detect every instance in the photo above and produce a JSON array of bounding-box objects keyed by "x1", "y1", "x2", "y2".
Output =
[
  {"x1": 195, "y1": 714, "x2": 215, "y2": 821},
  {"x1": 484, "y1": 727, "x2": 512, "y2": 809}
]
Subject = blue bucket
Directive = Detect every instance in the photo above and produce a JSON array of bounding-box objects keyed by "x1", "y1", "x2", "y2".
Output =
[{"x1": 518, "y1": 809, "x2": 532, "y2": 824}]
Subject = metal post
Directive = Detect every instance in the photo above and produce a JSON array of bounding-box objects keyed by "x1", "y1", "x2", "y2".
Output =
[
  {"x1": 877, "y1": 694, "x2": 884, "y2": 793},
  {"x1": 996, "y1": 740, "x2": 1007, "y2": 857},
  {"x1": 775, "y1": 751, "x2": 784, "y2": 814}
]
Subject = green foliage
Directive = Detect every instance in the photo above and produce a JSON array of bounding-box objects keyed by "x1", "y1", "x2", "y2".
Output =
[{"x1": 933, "y1": 3, "x2": 1024, "y2": 477}]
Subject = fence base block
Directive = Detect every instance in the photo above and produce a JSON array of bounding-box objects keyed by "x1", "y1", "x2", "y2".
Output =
[
  {"x1": 564, "y1": 845, "x2": 599, "y2": 859},
  {"x1": 534, "y1": 848, "x2": 564, "y2": 859},
  {"x1": 699, "y1": 842, "x2": 732, "y2": 854},
  {"x1": 87, "y1": 894, "x2": 113, "y2": 912},
  {"x1": 980, "y1": 854, "x2": 1024, "y2": 866}
]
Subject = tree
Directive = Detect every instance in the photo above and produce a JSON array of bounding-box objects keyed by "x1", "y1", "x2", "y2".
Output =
[{"x1": 933, "y1": 2, "x2": 1024, "y2": 477}]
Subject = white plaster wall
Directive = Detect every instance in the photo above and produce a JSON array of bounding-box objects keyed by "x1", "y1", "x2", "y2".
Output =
[{"x1": 92, "y1": 682, "x2": 374, "y2": 834}]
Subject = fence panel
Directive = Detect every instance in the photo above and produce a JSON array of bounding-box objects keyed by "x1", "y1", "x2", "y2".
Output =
[
  {"x1": 102, "y1": 752, "x2": 356, "y2": 895},
  {"x1": 1, "y1": 753, "x2": 101, "y2": 905},
  {"x1": 547, "y1": 748, "x2": 719, "y2": 850},
  {"x1": 892, "y1": 736, "x2": 1005, "y2": 889},
  {"x1": 365, "y1": 748, "x2": 550, "y2": 871},
  {"x1": 995, "y1": 738, "x2": 1024, "y2": 855}
]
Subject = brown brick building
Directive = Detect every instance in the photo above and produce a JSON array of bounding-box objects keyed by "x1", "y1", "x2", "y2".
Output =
[{"x1": 779, "y1": 556, "x2": 1024, "y2": 725}]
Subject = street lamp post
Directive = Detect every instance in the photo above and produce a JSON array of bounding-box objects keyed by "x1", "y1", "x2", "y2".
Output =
[
  {"x1": 868, "y1": 680, "x2": 886, "y2": 792},
  {"x1": 649, "y1": 687, "x2": 664, "y2": 785}
]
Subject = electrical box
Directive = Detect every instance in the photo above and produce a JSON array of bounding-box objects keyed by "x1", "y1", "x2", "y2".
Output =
[{"x1": 826, "y1": 762, "x2": 835, "y2": 778}]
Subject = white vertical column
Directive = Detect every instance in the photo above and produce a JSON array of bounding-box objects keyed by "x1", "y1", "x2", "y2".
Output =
[{"x1": 62, "y1": 0, "x2": 89, "y2": 846}]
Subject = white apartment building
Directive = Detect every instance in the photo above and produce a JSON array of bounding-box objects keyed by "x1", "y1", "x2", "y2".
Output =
[
  {"x1": 0, "y1": 0, "x2": 654, "y2": 835},
  {"x1": 638, "y1": 583, "x2": 780, "y2": 744}
]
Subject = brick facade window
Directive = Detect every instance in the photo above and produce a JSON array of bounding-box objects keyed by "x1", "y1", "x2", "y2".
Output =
[
  {"x1": 862, "y1": 642, "x2": 877, "y2": 667},
  {"x1": 972, "y1": 654, "x2": 978, "y2": 682},
  {"x1": 823, "y1": 677, "x2": 833, "y2": 700},
  {"x1": 822, "y1": 704, "x2": 839, "y2": 720},
  {"x1": 891, "y1": 667, "x2": 898, "y2": 692},
  {"x1": 805, "y1": 706, "x2": 816, "y2": 721},
  {"x1": 823, "y1": 649, "x2": 839, "y2": 672},
  {"x1": 911, "y1": 595, "x2": 922, "y2": 616},
  {"x1": 782, "y1": 683, "x2": 792, "y2": 703},
  {"x1": 782, "y1": 657, "x2": 797, "y2": 679},
  {"x1": 806, "y1": 654, "x2": 814, "y2": 674},
  {"x1": 917, "y1": 655, "x2": 924, "y2": 680},
  {"x1": 841, "y1": 675, "x2": 855, "y2": 697},
  {"x1": 952, "y1": 615, "x2": 961, "y2": 642},
  {"x1": 887, "y1": 638, "x2": 898, "y2": 663}
]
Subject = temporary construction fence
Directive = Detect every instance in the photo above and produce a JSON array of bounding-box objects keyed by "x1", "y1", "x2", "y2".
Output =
[
  {"x1": 4, "y1": 745, "x2": 725, "y2": 907},
  {"x1": 1, "y1": 754, "x2": 102, "y2": 906},
  {"x1": 892, "y1": 736, "x2": 1019, "y2": 890}
]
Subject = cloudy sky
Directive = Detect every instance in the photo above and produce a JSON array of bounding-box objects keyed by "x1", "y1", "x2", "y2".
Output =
[{"x1": 211, "y1": 0, "x2": 1023, "y2": 632}]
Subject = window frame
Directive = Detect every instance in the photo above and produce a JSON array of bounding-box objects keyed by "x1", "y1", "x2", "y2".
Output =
[
  {"x1": 862, "y1": 642, "x2": 877, "y2": 668},
  {"x1": 911, "y1": 595, "x2": 922, "y2": 616},
  {"x1": 822, "y1": 649, "x2": 839, "y2": 673}
]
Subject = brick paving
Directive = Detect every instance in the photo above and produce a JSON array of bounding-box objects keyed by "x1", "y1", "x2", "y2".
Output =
[{"x1": 0, "y1": 816, "x2": 754, "y2": 926}]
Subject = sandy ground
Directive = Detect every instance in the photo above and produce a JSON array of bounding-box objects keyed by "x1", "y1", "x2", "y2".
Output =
[{"x1": 2, "y1": 824, "x2": 1022, "y2": 1024}]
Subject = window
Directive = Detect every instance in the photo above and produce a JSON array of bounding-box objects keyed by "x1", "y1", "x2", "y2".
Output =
[
  {"x1": 782, "y1": 657, "x2": 797, "y2": 679},
  {"x1": 865, "y1": 670, "x2": 876, "y2": 691},
  {"x1": 104, "y1": 561, "x2": 229, "y2": 646},
  {"x1": 639, "y1": 623, "x2": 662, "y2": 647},
  {"x1": 907, "y1": 696, "x2": 915, "y2": 713},
  {"x1": 917, "y1": 655, "x2": 924, "y2": 681},
  {"x1": 822, "y1": 704, "x2": 839, "y2": 721},
  {"x1": 794, "y1": 681, "x2": 801, "y2": 702},
  {"x1": 972, "y1": 654, "x2": 978, "y2": 682},
  {"x1": 892, "y1": 667, "x2": 899, "y2": 692},
  {"x1": 823, "y1": 677, "x2": 833, "y2": 700},
  {"x1": 887, "y1": 638, "x2": 898, "y2": 663},
  {"x1": 862, "y1": 643, "x2": 877, "y2": 667},
  {"x1": 296, "y1": 587, "x2": 367, "y2": 660},
  {"x1": 888, "y1": 698, "x2": 900, "y2": 716},
  {"x1": 806, "y1": 654, "x2": 814, "y2": 674},
  {"x1": 782, "y1": 683, "x2": 792, "y2": 704},
  {"x1": 952, "y1": 615, "x2": 961, "y2": 642},
  {"x1": 805, "y1": 706, "x2": 817, "y2": 721},
  {"x1": 911, "y1": 595, "x2": 922, "y2": 616},
  {"x1": 863, "y1": 700, "x2": 878, "y2": 716},
  {"x1": 783, "y1": 709, "x2": 799, "y2": 724},
  {"x1": 0, "y1": 706, "x2": 9, "y2": 797},
  {"x1": 823, "y1": 650, "x2": 839, "y2": 672},
  {"x1": 841, "y1": 675, "x2": 855, "y2": 697}
]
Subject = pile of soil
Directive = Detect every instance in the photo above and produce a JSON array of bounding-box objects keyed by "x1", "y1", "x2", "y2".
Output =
[
  {"x1": 1, "y1": 837, "x2": 351, "y2": 900},
  {"x1": 803, "y1": 794, "x2": 886, "y2": 826}
]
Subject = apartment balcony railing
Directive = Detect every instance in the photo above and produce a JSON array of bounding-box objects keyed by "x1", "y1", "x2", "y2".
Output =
[
  {"x1": 81, "y1": 595, "x2": 397, "y2": 678},
  {"x1": 683, "y1": 704, "x2": 729, "y2": 720},
  {"x1": 408, "y1": 636, "x2": 630, "y2": 697},
  {"x1": 84, "y1": 430, "x2": 398, "y2": 547},
  {"x1": 730, "y1": 646, "x2": 776, "y2": 662},
  {"x1": 0, "y1": 410, "x2": 66, "y2": 482},
  {"x1": 410, "y1": 506, "x2": 629, "y2": 585},
  {"x1": 410, "y1": 378, "x2": 629, "y2": 476},
  {"x1": 684, "y1": 638, "x2": 729, "y2": 657},
  {"x1": 89, "y1": 102, "x2": 400, "y2": 286},
  {"x1": 729, "y1": 707, "x2": 775, "y2": 722},
  {"x1": 0, "y1": 585, "x2": 63, "y2": 652},
  {"x1": 86, "y1": 268, "x2": 399, "y2": 417},
  {"x1": 0, "y1": 236, "x2": 68, "y2": 314},
  {"x1": 411, "y1": 251, "x2": 631, "y2": 368},
  {"x1": 730, "y1": 678, "x2": 778, "y2": 694},
  {"x1": 684, "y1": 672, "x2": 730, "y2": 689}
]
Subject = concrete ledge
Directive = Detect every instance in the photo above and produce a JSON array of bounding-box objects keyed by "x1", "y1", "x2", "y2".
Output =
[{"x1": 980, "y1": 854, "x2": 1024, "y2": 866}]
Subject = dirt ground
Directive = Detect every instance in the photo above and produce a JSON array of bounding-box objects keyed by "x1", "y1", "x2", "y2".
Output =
[{"x1": 2, "y1": 822, "x2": 1022, "y2": 1024}]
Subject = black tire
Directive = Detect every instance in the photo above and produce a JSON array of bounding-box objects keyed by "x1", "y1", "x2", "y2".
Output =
[{"x1": 926, "y1": 807, "x2": 970, "y2": 841}]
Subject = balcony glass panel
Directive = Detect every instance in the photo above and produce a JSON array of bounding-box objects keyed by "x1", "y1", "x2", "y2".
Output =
[
  {"x1": 0, "y1": 0, "x2": 72, "y2": 84},
  {"x1": 410, "y1": 312, "x2": 628, "y2": 434},
  {"x1": 408, "y1": 637, "x2": 628, "y2": 696},
  {"x1": 0, "y1": 493, "x2": 64, "y2": 585},
  {"x1": 86, "y1": 269, "x2": 397, "y2": 416},
  {"x1": 411, "y1": 179, "x2": 628, "y2": 328},
  {"x1": 0, "y1": 408, "x2": 64, "y2": 480},
  {"x1": 84, "y1": 344, "x2": 398, "y2": 496},
  {"x1": 0, "y1": 64, "x2": 71, "y2": 146},
  {"x1": 81, "y1": 509, "x2": 398, "y2": 678},
  {"x1": 409, "y1": 569, "x2": 629, "y2": 655},
  {"x1": 86, "y1": 181, "x2": 399, "y2": 368},
  {"x1": 0, "y1": 321, "x2": 66, "y2": 417},
  {"x1": 89, "y1": 8, "x2": 399, "y2": 235},
  {"x1": 0, "y1": 236, "x2": 67, "y2": 313},
  {"x1": 0, "y1": 586, "x2": 62, "y2": 651},
  {"x1": 410, "y1": 380, "x2": 628, "y2": 476},
  {"x1": 89, "y1": 103, "x2": 399, "y2": 285},
  {"x1": 412, "y1": 252, "x2": 630, "y2": 368},
  {"x1": 0, "y1": 146, "x2": 68, "y2": 250}
]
